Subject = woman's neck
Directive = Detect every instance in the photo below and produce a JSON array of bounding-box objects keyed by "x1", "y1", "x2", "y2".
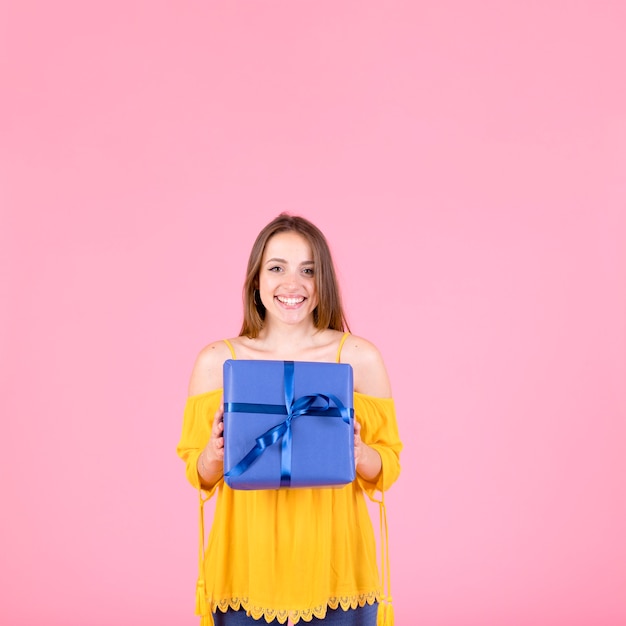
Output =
[
  {"x1": 242, "y1": 322, "x2": 337, "y2": 361},
  {"x1": 257, "y1": 319, "x2": 318, "y2": 346}
]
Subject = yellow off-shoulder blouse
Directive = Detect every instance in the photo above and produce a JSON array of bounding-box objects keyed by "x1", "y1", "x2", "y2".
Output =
[{"x1": 177, "y1": 381, "x2": 402, "y2": 624}]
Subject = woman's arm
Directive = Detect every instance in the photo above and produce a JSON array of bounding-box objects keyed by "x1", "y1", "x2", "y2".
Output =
[
  {"x1": 353, "y1": 419, "x2": 382, "y2": 481},
  {"x1": 196, "y1": 402, "x2": 225, "y2": 489},
  {"x1": 341, "y1": 335, "x2": 393, "y2": 481},
  {"x1": 187, "y1": 341, "x2": 231, "y2": 489}
]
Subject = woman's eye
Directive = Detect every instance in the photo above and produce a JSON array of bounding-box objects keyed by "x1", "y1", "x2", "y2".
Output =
[
  {"x1": 302, "y1": 268, "x2": 314, "y2": 275},
  {"x1": 269, "y1": 266, "x2": 282, "y2": 272}
]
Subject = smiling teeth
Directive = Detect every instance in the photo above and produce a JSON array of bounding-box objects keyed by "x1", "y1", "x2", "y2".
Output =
[{"x1": 278, "y1": 296, "x2": 304, "y2": 305}]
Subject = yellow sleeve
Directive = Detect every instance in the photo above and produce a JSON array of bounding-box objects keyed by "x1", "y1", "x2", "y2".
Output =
[
  {"x1": 176, "y1": 390, "x2": 224, "y2": 497},
  {"x1": 354, "y1": 395, "x2": 403, "y2": 497}
]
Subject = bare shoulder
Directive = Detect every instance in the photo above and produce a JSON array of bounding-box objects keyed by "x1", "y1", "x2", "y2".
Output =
[
  {"x1": 187, "y1": 339, "x2": 233, "y2": 396},
  {"x1": 340, "y1": 334, "x2": 392, "y2": 398}
]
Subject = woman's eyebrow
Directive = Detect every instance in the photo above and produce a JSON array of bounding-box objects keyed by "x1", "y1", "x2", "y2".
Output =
[{"x1": 265, "y1": 258, "x2": 315, "y2": 265}]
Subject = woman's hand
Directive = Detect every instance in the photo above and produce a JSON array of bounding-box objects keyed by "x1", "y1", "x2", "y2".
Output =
[
  {"x1": 197, "y1": 402, "x2": 225, "y2": 487},
  {"x1": 205, "y1": 402, "x2": 225, "y2": 462},
  {"x1": 354, "y1": 420, "x2": 364, "y2": 467},
  {"x1": 354, "y1": 420, "x2": 382, "y2": 482}
]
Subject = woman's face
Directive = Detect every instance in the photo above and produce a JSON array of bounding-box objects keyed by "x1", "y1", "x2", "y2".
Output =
[{"x1": 258, "y1": 231, "x2": 319, "y2": 328}]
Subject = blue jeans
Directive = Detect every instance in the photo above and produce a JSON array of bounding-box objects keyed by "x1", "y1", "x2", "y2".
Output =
[{"x1": 213, "y1": 603, "x2": 378, "y2": 625}]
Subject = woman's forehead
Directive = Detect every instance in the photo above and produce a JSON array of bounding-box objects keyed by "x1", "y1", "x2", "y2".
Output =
[{"x1": 263, "y1": 231, "x2": 313, "y2": 259}]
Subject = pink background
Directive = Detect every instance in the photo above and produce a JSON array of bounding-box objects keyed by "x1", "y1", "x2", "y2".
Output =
[{"x1": 1, "y1": 2, "x2": 625, "y2": 625}]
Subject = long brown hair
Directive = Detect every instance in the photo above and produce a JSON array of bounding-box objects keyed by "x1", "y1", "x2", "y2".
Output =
[{"x1": 239, "y1": 213, "x2": 350, "y2": 338}]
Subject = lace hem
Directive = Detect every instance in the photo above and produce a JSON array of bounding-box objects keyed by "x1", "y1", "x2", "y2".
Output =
[{"x1": 209, "y1": 591, "x2": 380, "y2": 624}]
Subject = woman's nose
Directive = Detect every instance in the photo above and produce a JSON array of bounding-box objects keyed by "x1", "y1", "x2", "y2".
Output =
[{"x1": 282, "y1": 271, "x2": 300, "y2": 288}]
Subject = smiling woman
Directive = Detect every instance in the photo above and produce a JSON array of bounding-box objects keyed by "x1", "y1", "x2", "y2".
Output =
[{"x1": 177, "y1": 213, "x2": 403, "y2": 625}]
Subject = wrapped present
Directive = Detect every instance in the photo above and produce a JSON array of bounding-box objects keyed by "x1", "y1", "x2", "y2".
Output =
[{"x1": 223, "y1": 359, "x2": 355, "y2": 490}]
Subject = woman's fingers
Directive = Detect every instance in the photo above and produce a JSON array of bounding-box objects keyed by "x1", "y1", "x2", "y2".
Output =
[
  {"x1": 353, "y1": 420, "x2": 362, "y2": 467},
  {"x1": 206, "y1": 401, "x2": 225, "y2": 460}
]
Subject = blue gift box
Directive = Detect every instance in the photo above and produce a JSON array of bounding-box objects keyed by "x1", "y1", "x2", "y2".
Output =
[{"x1": 223, "y1": 359, "x2": 355, "y2": 490}]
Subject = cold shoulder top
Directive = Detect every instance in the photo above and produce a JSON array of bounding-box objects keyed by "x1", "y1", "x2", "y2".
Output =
[{"x1": 176, "y1": 334, "x2": 402, "y2": 625}]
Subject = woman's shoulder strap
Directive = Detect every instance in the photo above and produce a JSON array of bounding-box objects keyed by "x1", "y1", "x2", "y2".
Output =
[
  {"x1": 223, "y1": 338, "x2": 237, "y2": 359},
  {"x1": 336, "y1": 331, "x2": 350, "y2": 363}
]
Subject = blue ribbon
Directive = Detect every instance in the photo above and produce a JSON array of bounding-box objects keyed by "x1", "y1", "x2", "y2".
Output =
[{"x1": 224, "y1": 361, "x2": 353, "y2": 487}]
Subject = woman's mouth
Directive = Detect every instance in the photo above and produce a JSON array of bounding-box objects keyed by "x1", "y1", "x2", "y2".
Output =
[{"x1": 276, "y1": 296, "x2": 305, "y2": 306}]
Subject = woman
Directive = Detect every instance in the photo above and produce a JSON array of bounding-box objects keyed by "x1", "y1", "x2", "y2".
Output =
[{"x1": 177, "y1": 214, "x2": 402, "y2": 625}]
